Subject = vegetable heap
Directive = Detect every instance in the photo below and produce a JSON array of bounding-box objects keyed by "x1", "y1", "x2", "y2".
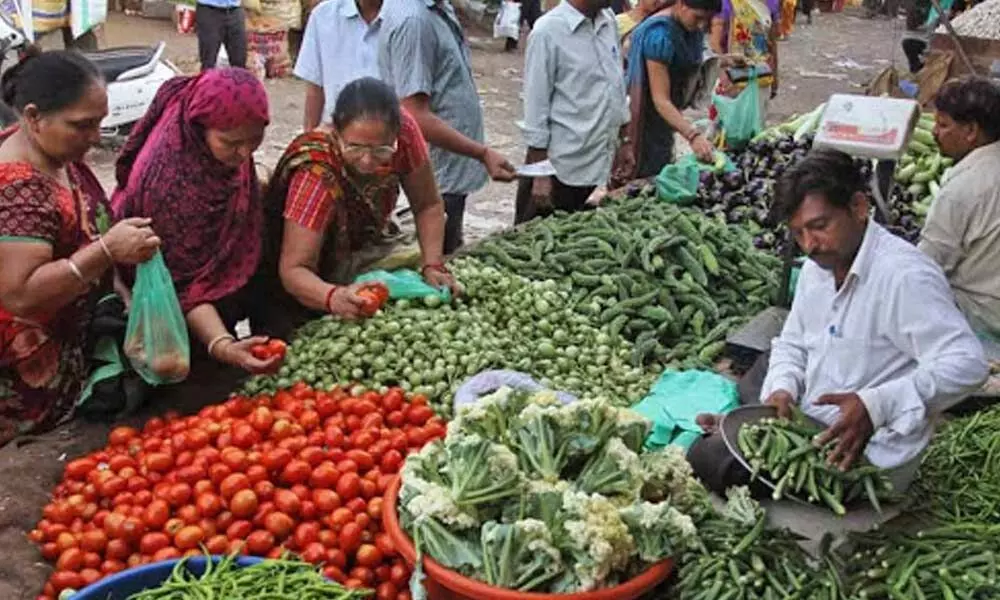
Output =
[
  {"x1": 31, "y1": 384, "x2": 438, "y2": 600},
  {"x1": 890, "y1": 111, "x2": 953, "y2": 234},
  {"x1": 913, "y1": 404, "x2": 1000, "y2": 524},
  {"x1": 397, "y1": 387, "x2": 709, "y2": 593},
  {"x1": 245, "y1": 258, "x2": 657, "y2": 418},
  {"x1": 838, "y1": 523, "x2": 1000, "y2": 599},
  {"x1": 738, "y1": 415, "x2": 893, "y2": 515},
  {"x1": 469, "y1": 196, "x2": 781, "y2": 367},
  {"x1": 123, "y1": 552, "x2": 371, "y2": 600},
  {"x1": 673, "y1": 487, "x2": 844, "y2": 600}
]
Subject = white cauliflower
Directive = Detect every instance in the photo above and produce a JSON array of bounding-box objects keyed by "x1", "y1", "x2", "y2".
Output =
[
  {"x1": 619, "y1": 501, "x2": 698, "y2": 562},
  {"x1": 556, "y1": 489, "x2": 636, "y2": 591}
]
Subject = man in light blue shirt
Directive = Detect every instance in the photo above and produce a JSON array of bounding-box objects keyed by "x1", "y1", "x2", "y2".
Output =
[
  {"x1": 295, "y1": 0, "x2": 385, "y2": 130},
  {"x1": 196, "y1": 0, "x2": 247, "y2": 70}
]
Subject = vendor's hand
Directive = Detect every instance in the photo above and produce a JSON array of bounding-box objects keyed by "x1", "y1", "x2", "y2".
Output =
[
  {"x1": 695, "y1": 412, "x2": 722, "y2": 434},
  {"x1": 765, "y1": 390, "x2": 795, "y2": 419},
  {"x1": 215, "y1": 336, "x2": 283, "y2": 375},
  {"x1": 103, "y1": 217, "x2": 161, "y2": 265},
  {"x1": 813, "y1": 392, "x2": 875, "y2": 472},
  {"x1": 531, "y1": 176, "x2": 554, "y2": 212},
  {"x1": 691, "y1": 134, "x2": 716, "y2": 164},
  {"x1": 423, "y1": 267, "x2": 464, "y2": 297},
  {"x1": 483, "y1": 148, "x2": 516, "y2": 182},
  {"x1": 327, "y1": 283, "x2": 370, "y2": 320}
]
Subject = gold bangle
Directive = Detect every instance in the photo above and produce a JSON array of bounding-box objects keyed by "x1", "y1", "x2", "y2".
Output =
[
  {"x1": 66, "y1": 258, "x2": 87, "y2": 285},
  {"x1": 207, "y1": 334, "x2": 236, "y2": 358}
]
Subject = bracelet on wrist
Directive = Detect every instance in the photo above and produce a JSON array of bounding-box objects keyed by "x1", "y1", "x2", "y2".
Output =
[
  {"x1": 97, "y1": 236, "x2": 114, "y2": 265},
  {"x1": 66, "y1": 258, "x2": 88, "y2": 286},
  {"x1": 686, "y1": 129, "x2": 701, "y2": 142},
  {"x1": 207, "y1": 334, "x2": 235, "y2": 359},
  {"x1": 325, "y1": 285, "x2": 338, "y2": 313},
  {"x1": 421, "y1": 263, "x2": 450, "y2": 276}
]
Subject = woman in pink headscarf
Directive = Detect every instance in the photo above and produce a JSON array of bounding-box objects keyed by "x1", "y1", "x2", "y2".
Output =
[{"x1": 112, "y1": 68, "x2": 282, "y2": 375}]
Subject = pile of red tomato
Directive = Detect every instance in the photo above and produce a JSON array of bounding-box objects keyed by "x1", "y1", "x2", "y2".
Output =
[{"x1": 29, "y1": 383, "x2": 445, "y2": 600}]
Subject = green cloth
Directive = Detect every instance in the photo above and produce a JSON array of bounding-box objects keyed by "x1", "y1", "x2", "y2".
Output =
[
  {"x1": 631, "y1": 369, "x2": 740, "y2": 451},
  {"x1": 354, "y1": 269, "x2": 452, "y2": 302},
  {"x1": 656, "y1": 152, "x2": 736, "y2": 204}
]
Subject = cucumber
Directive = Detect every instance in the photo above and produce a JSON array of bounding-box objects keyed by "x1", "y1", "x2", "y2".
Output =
[
  {"x1": 908, "y1": 140, "x2": 933, "y2": 155},
  {"x1": 895, "y1": 163, "x2": 918, "y2": 184},
  {"x1": 911, "y1": 128, "x2": 936, "y2": 147}
]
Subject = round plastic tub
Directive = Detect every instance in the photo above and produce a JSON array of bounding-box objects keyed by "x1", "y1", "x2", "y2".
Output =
[
  {"x1": 71, "y1": 555, "x2": 263, "y2": 600},
  {"x1": 383, "y1": 476, "x2": 674, "y2": 600}
]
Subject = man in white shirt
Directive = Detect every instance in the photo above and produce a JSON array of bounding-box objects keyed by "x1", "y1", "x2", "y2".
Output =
[
  {"x1": 516, "y1": 0, "x2": 630, "y2": 223},
  {"x1": 294, "y1": 0, "x2": 385, "y2": 131},
  {"x1": 690, "y1": 149, "x2": 987, "y2": 494},
  {"x1": 918, "y1": 76, "x2": 1000, "y2": 359}
]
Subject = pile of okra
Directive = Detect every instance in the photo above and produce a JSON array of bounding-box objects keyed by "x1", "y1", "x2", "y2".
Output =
[{"x1": 737, "y1": 416, "x2": 893, "y2": 515}]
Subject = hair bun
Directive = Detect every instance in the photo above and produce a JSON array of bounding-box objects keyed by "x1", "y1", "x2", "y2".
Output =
[{"x1": 1, "y1": 45, "x2": 42, "y2": 107}]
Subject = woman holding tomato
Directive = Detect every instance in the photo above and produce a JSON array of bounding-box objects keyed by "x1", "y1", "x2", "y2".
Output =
[
  {"x1": 112, "y1": 68, "x2": 284, "y2": 375},
  {"x1": 264, "y1": 77, "x2": 462, "y2": 322}
]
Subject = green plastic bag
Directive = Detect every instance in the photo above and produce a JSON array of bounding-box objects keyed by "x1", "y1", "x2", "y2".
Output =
[
  {"x1": 631, "y1": 369, "x2": 739, "y2": 451},
  {"x1": 713, "y1": 69, "x2": 763, "y2": 148},
  {"x1": 656, "y1": 151, "x2": 735, "y2": 204},
  {"x1": 124, "y1": 251, "x2": 190, "y2": 386},
  {"x1": 354, "y1": 269, "x2": 452, "y2": 303}
]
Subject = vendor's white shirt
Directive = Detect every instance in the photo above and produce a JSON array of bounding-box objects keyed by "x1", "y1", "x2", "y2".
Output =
[
  {"x1": 294, "y1": 0, "x2": 384, "y2": 125},
  {"x1": 762, "y1": 220, "x2": 988, "y2": 468}
]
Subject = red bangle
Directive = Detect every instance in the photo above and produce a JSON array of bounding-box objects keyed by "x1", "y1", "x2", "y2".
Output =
[
  {"x1": 422, "y1": 263, "x2": 450, "y2": 275},
  {"x1": 324, "y1": 285, "x2": 338, "y2": 312}
]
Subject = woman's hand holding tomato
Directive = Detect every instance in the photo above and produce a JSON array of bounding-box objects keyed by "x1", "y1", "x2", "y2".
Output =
[{"x1": 214, "y1": 336, "x2": 284, "y2": 375}]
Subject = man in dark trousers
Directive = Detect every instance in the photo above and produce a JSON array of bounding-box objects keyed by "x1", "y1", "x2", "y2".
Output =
[{"x1": 195, "y1": 0, "x2": 247, "y2": 70}]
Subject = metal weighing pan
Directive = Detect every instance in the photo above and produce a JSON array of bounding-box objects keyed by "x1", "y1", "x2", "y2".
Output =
[{"x1": 720, "y1": 405, "x2": 827, "y2": 508}]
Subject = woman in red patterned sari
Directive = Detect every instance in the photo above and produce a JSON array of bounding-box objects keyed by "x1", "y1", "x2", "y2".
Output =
[
  {"x1": 0, "y1": 50, "x2": 160, "y2": 446},
  {"x1": 265, "y1": 77, "x2": 461, "y2": 321}
]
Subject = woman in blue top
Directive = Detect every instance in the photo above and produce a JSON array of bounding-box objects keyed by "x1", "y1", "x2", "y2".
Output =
[{"x1": 613, "y1": 0, "x2": 721, "y2": 185}]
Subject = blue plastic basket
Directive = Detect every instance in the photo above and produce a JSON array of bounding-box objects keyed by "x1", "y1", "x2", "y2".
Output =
[{"x1": 70, "y1": 555, "x2": 263, "y2": 600}]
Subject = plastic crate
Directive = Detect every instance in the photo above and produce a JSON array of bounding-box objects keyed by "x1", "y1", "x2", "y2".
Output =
[{"x1": 71, "y1": 556, "x2": 263, "y2": 600}]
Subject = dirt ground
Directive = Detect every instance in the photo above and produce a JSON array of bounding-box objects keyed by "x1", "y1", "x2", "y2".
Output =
[{"x1": 3, "y1": 9, "x2": 914, "y2": 598}]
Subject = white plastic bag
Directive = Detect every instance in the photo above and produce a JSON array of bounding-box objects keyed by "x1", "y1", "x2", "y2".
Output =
[
  {"x1": 70, "y1": 0, "x2": 107, "y2": 38},
  {"x1": 493, "y1": 0, "x2": 520, "y2": 40},
  {"x1": 454, "y1": 370, "x2": 577, "y2": 412}
]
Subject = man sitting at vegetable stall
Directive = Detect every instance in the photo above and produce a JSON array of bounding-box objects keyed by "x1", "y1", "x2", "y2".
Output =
[
  {"x1": 690, "y1": 148, "x2": 988, "y2": 495},
  {"x1": 918, "y1": 76, "x2": 1000, "y2": 361}
]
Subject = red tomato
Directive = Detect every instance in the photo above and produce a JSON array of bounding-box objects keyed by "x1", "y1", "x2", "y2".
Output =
[
  {"x1": 49, "y1": 570, "x2": 83, "y2": 592},
  {"x1": 226, "y1": 520, "x2": 253, "y2": 540},
  {"x1": 273, "y1": 489, "x2": 302, "y2": 516},
  {"x1": 56, "y1": 547, "x2": 84, "y2": 571},
  {"x1": 356, "y1": 544, "x2": 383, "y2": 568},
  {"x1": 142, "y1": 500, "x2": 170, "y2": 530},
  {"x1": 389, "y1": 563, "x2": 409, "y2": 588},
  {"x1": 359, "y1": 479, "x2": 377, "y2": 499},
  {"x1": 108, "y1": 426, "x2": 140, "y2": 446},
  {"x1": 174, "y1": 525, "x2": 206, "y2": 550},
  {"x1": 195, "y1": 493, "x2": 223, "y2": 518},
  {"x1": 339, "y1": 523, "x2": 362, "y2": 554},
  {"x1": 281, "y1": 460, "x2": 311, "y2": 485},
  {"x1": 152, "y1": 547, "x2": 182, "y2": 561},
  {"x1": 293, "y1": 522, "x2": 321, "y2": 548},
  {"x1": 144, "y1": 453, "x2": 173, "y2": 474},
  {"x1": 309, "y1": 463, "x2": 339, "y2": 490},
  {"x1": 374, "y1": 533, "x2": 397, "y2": 558},
  {"x1": 166, "y1": 483, "x2": 192, "y2": 507},
  {"x1": 221, "y1": 448, "x2": 248, "y2": 472},
  {"x1": 264, "y1": 511, "x2": 295, "y2": 540},
  {"x1": 312, "y1": 489, "x2": 341, "y2": 513},
  {"x1": 79, "y1": 529, "x2": 108, "y2": 553},
  {"x1": 336, "y1": 473, "x2": 362, "y2": 501},
  {"x1": 349, "y1": 566, "x2": 375, "y2": 587},
  {"x1": 245, "y1": 530, "x2": 275, "y2": 556},
  {"x1": 208, "y1": 463, "x2": 232, "y2": 486},
  {"x1": 139, "y1": 532, "x2": 170, "y2": 555},
  {"x1": 231, "y1": 424, "x2": 260, "y2": 449},
  {"x1": 219, "y1": 473, "x2": 251, "y2": 500},
  {"x1": 230, "y1": 489, "x2": 259, "y2": 519},
  {"x1": 64, "y1": 458, "x2": 97, "y2": 481},
  {"x1": 300, "y1": 542, "x2": 326, "y2": 564},
  {"x1": 379, "y1": 450, "x2": 403, "y2": 474},
  {"x1": 249, "y1": 407, "x2": 275, "y2": 433},
  {"x1": 266, "y1": 339, "x2": 287, "y2": 358},
  {"x1": 205, "y1": 534, "x2": 229, "y2": 554},
  {"x1": 382, "y1": 390, "x2": 404, "y2": 413},
  {"x1": 376, "y1": 582, "x2": 399, "y2": 600},
  {"x1": 253, "y1": 480, "x2": 276, "y2": 502},
  {"x1": 345, "y1": 450, "x2": 375, "y2": 471},
  {"x1": 119, "y1": 517, "x2": 146, "y2": 544},
  {"x1": 101, "y1": 559, "x2": 126, "y2": 575}
]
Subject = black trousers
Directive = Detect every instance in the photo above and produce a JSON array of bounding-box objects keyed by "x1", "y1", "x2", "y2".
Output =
[
  {"x1": 514, "y1": 176, "x2": 596, "y2": 224},
  {"x1": 687, "y1": 351, "x2": 771, "y2": 496},
  {"x1": 902, "y1": 38, "x2": 928, "y2": 73},
  {"x1": 196, "y1": 4, "x2": 247, "y2": 70},
  {"x1": 441, "y1": 193, "x2": 467, "y2": 255}
]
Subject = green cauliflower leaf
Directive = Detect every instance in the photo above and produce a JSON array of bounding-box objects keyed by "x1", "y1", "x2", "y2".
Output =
[
  {"x1": 619, "y1": 501, "x2": 698, "y2": 563},
  {"x1": 480, "y1": 519, "x2": 565, "y2": 591},
  {"x1": 575, "y1": 438, "x2": 644, "y2": 500}
]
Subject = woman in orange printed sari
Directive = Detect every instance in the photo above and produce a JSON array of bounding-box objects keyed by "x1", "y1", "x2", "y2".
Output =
[{"x1": 0, "y1": 50, "x2": 159, "y2": 446}]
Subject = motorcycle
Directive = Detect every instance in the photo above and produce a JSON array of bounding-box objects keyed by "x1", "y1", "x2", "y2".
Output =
[{"x1": 0, "y1": 6, "x2": 179, "y2": 138}]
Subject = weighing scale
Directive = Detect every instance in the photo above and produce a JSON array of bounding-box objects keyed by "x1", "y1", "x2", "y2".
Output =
[{"x1": 726, "y1": 94, "x2": 922, "y2": 369}]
